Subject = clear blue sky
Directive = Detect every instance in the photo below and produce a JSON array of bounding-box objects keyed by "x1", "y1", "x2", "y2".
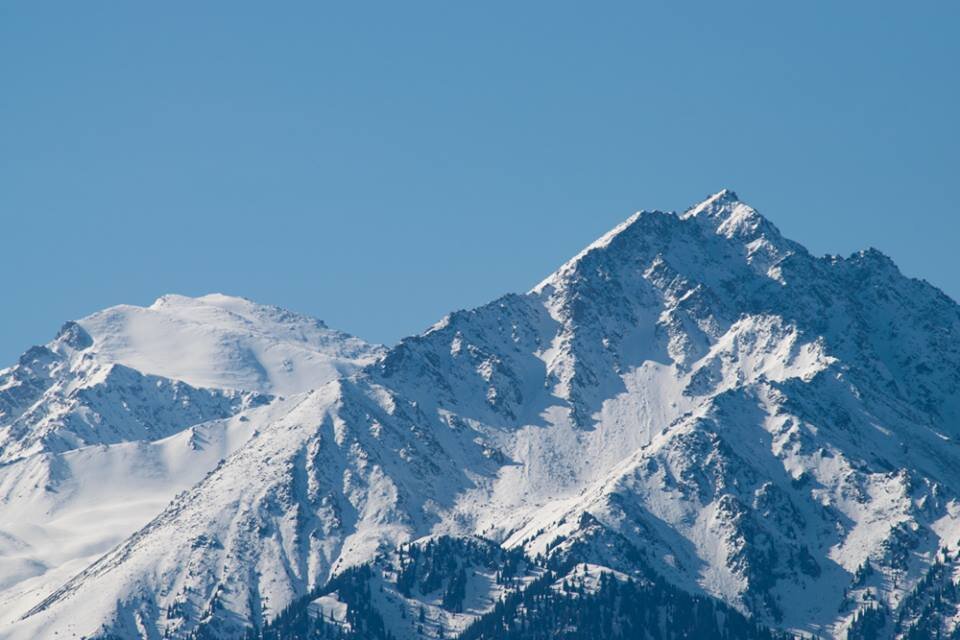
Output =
[{"x1": 2, "y1": 2, "x2": 958, "y2": 363}]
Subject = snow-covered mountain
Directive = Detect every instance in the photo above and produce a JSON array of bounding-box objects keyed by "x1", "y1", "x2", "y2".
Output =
[
  {"x1": 0, "y1": 293, "x2": 383, "y2": 463},
  {"x1": 5, "y1": 191, "x2": 960, "y2": 639},
  {"x1": 76, "y1": 292, "x2": 382, "y2": 396},
  {"x1": 0, "y1": 295, "x2": 383, "y2": 631}
]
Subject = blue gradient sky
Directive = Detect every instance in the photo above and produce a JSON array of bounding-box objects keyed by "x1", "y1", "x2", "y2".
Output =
[{"x1": 2, "y1": 2, "x2": 958, "y2": 362}]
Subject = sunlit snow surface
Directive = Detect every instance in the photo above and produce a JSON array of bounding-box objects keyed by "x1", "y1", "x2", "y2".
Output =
[
  {"x1": 80, "y1": 293, "x2": 382, "y2": 395},
  {"x1": 5, "y1": 191, "x2": 960, "y2": 639},
  {"x1": 0, "y1": 295, "x2": 382, "y2": 632}
]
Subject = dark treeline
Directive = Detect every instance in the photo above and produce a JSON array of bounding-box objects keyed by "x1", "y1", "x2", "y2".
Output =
[
  {"x1": 239, "y1": 565, "x2": 394, "y2": 640},
  {"x1": 113, "y1": 533, "x2": 960, "y2": 640},
  {"x1": 460, "y1": 568, "x2": 790, "y2": 640},
  {"x1": 245, "y1": 536, "x2": 794, "y2": 640}
]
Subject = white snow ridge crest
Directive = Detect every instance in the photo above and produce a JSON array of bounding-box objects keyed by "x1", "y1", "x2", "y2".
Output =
[{"x1": 4, "y1": 191, "x2": 960, "y2": 639}]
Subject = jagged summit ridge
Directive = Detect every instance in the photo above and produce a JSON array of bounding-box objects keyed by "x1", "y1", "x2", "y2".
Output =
[
  {"x1": 534, "y1": 189, "x2": 800, "y2": 296},
  {"x1": 4, "y1": 192, "x2": 960, "y2": 639}
]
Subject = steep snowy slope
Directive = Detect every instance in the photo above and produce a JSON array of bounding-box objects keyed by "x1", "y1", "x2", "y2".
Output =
[
  {"x1": 0, "y1": 398, "x2": 296, "y2": 629},
  {"x1": 10, "y1": 192, "x2": 960, "y2": 639},
  {"x1": 0, "y1": 295, "x2": 383, "y2": 632}
]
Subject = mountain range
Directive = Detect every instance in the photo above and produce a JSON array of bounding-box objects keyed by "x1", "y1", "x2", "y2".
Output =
[{"x1": 3, "y1": 190, "x2": 960, "y2": 639}]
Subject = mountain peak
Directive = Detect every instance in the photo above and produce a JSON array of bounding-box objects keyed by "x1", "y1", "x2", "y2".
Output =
[
  {"x1": 151, "y1": 292, "x2": 259, "y2": 312},
  {"x1": 683, "y1": 188, "x2": 740, "y2": 214},
  {"x1": 679, "y1": 189, "x2": 794, "y2": 250},
  {"x1": 533, "y1": 189, "x2": 790, "y2": 294},
  {"x1": 70, "y1": 294, "x2": 382, "y2": 394},
  {"x1": 681, "y1": 188, "x2": 749, "y2": 222}
]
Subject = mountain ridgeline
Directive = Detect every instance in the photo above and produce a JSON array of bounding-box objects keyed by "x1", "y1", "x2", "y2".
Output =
[{"x1": 3, "y1": 191, "x2": 960, "y2": 639}]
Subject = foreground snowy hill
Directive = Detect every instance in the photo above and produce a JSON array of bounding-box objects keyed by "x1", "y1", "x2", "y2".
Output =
[
  {"x1": 0, "y1": 295, "x2": 383, "y2": 629},
  {"x1": 7, "y1": 191, "x2": 960, "y2": 639}
]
